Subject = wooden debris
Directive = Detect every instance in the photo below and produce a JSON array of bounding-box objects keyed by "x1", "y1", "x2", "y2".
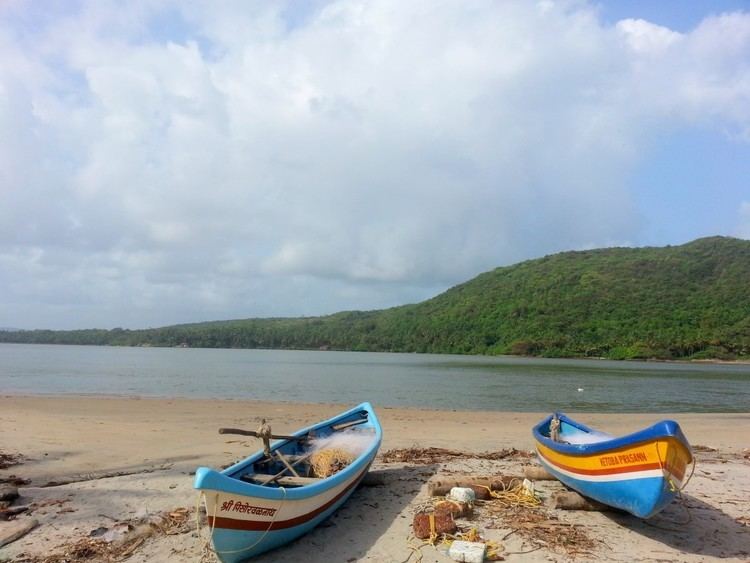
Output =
[
  {"x1": 435, "y1": 499, "x2": 472, "y2": 518},
  {"x1": 0, "y1": 475, "x2": 31, "y2": 486},
  {"x1": 428, "y1": 476, "x2": 522, "y2": 498},
  {"x1": 523, "y1": 465, "x2": 556, "y2": 481},
  {"x1": 0, "y1": 484, "x2": 19, "y2": 502},
  {"x1": 485, "y1": 506, "x2": 597, "y2": 556},
  {"x1": 11, "y1": 507, "x2": 194, "y2": 562},
  {"x1": 550, "y1": 491, "x2": 613, "y2": 512},
  {"x1": 0, "y1": 517, "x2": 38, "y2": 548},
  {"x1": 381, "y1": 447, "x2": 531, "y2": 465},
  {"x1": 0, "y1": 505, "x2": 30, "y2": 520},
  {"x1": 0, "y1": 451, "x2": 23, "y2": 470}
]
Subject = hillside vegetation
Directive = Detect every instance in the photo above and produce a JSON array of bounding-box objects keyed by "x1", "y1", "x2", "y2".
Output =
[{"x1": 3, "y1": 236, "x2": 749, "y2": 360}]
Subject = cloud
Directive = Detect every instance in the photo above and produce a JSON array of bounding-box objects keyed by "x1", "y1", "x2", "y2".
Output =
[{"x1": 1, "y1": 1, "x2": 749, "y2": 328}]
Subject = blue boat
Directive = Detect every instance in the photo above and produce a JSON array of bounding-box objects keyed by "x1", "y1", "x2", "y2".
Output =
[
  {"x1": 532, "y1": 412, "x2": 694, "y2": 518},
  {"x1": 194, "y1": 402, "x2": 382, "y2": 561}
]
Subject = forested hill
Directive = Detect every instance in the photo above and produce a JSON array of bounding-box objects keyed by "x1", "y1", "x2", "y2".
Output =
[{"x1": 3, "y1": 236, "x2": 749, "y2": 360}]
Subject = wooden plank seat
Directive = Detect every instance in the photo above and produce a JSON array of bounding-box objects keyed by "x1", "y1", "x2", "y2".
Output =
[{"x1": 240, "y1": 474, "x2": 322, "y2": 487}]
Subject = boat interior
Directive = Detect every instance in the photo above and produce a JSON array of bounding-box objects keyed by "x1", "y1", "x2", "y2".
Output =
[{"x1": 231, "y1": 408, "x2": 376, "y2": 488}]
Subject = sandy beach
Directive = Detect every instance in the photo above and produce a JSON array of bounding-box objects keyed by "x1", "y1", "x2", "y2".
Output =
[{"x1": 1, "y1": 395, "x2": 749, "y2": 562}]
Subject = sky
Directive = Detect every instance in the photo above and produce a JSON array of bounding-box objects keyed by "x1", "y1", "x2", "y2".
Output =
[{"x1": 1, "y1": 0, "x2": 749, "y2": 330}]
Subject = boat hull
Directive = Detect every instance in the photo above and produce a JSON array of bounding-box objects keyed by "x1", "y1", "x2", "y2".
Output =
[
  {"x1": 533, "y1": 413, "x2": 692, "y2": 518},
  {"x1": 195, "y1": 402, "x2": 381, "y2": 561}
]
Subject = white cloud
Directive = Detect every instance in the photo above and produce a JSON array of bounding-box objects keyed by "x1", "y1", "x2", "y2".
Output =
[
  {"x1": 0, "y1": 1, "x2": 749, "y2": 328},
  {"x1": 617, "y1": 18, "x2": 683, "y2": 54}
]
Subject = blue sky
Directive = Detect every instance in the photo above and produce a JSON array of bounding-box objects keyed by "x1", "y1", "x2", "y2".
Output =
[
  {"x1": 597, "y1": 0, "x2": 750, "y2": 245},
  {"x1": 1, "y1": 1, "x2": 749, "y2": 329}
]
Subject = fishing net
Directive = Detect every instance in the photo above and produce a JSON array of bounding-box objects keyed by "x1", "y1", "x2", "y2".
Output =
[{"x1": 309, "y1": 448, "x2": 356, "y2": 478}]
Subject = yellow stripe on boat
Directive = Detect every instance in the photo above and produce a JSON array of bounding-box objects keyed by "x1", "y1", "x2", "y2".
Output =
[{"x1": 535, "y1": 436, "x2": 691, "y2": 486}]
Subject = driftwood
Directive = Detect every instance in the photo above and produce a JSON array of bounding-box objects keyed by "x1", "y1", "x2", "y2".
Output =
[
  {"x1": 0, "y1": 517, "x2": 38, "y2": 548},
  {"x1": 0, "y1": 484, "x2": 19, "y2": 502},
  {"x1": 435, "y1": 499, "x2": 472, "y2": 517},
  {"x1": 428, "y1": 475, "x2": 523, "y2": 498},
  {"x1": 523, "y1": 466, "x2": 556, "y2": 481},
  {"x1": 551, "y1": 491, "x2": 613, "y2": 511},
  {"x1": 0, "y1": 505, "x2": 29, "y2": 520}
]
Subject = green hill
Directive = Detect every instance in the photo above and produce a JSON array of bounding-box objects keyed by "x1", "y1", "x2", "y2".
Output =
[{"x1": 3, "y1": 236, "x2": 749, "y2": 360}]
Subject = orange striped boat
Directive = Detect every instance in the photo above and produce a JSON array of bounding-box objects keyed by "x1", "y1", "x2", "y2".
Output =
[{"x1": 532, "y1": 412, "x2": 693, "y2": 518}]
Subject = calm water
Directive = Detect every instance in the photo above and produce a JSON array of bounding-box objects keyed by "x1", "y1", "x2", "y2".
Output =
[{"x1": 1, "y1": 343, "x2": 749, "y2": 412}]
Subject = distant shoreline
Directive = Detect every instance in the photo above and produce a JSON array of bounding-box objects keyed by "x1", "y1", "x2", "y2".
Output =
[{"x1": 1, "y1": 339, "x2": 749, "y2": 364}]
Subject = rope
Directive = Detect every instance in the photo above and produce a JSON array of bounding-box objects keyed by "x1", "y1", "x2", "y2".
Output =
[
  {"x1": 402, "y1": 484, "x2": 537, "y2": 563},
  {"x1": 655, "y1": 440, "x2": 696, "y2": 493},
  {"x1": 196, "y1": 487, "x2": 287, "y2": 560},
  {"x1": 550, "y1": 415, "x2": 561, "y2": 442},
  {"x1": 474, "y1": 481, "x2": 542, "y2": 508},
  {"x1": 645, "y1": 440, "x2": 696, "y2": 528}
]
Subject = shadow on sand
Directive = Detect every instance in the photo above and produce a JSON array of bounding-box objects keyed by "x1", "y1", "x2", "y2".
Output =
[
  {"x1": 252, "y1": 464, "x2": 439, "y2": 562},
  {"x1": 604, "y1": 493, "x2": 750, "y2": 559}
]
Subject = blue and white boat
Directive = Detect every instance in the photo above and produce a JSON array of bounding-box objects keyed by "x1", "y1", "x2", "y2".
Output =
[
  {"x1": 532, "y1": 412, "x2": 694, "y2": 518},
  {"x1": 194, "y1": 402, "x2": 381, "y2": 561}
]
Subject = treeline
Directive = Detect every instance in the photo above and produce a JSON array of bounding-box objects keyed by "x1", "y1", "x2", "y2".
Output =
[{"x1": 2, "y1": 236, "x2": 749, "y2": 361}]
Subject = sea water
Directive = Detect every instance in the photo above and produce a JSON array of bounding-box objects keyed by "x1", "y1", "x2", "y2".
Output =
[{"x1": 1, "y1": 343, "x2": 749, "y2": 412}]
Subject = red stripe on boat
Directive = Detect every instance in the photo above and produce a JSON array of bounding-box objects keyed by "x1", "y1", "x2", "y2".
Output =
[
  {"x1": 207, "y1": 466, "x2": 369, "y2": 532},
  {"x1": 537, "y1": 448, "x2": 664, "y2": 477}
]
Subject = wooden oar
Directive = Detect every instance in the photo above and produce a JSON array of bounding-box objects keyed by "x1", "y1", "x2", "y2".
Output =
[{"x1": 218, "y1": 428, "x2": 304, "y2": 441}]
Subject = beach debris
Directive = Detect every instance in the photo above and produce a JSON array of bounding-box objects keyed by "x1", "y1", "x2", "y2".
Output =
[
  {"x1": 102, "y1": 522, "x2": 132, "y2": 543},
  {"x1": 12, "y1": 507, "x2": 194, "y2": 563},
  {"x1": 428, "y1": 476, "x2": 523, "y2": 498},
  {"x1": 435, "y1": 500, "x2": 472, "y2": 518},
  {"x1": 0, "y1": 475, "x2": 30, "y2": 487},
  {"x1": 0, "y1": 505, "x2": 30, "y2": 520},
  {"x1": 412, "y1": 509, "x2": 457, "y2": 539},
  {"x1": 0, "y1": 485, "x2": 19, "y2": 503},
  {"x1": 0, "y1": 451, "x2": 23, "y2": 470},
  {"x1": 551, "y1": 491, "x2": 614, "y2": 512},
  {"x1": 89, "y1": 526, "x2": 108, "y2": 537},
  {"x1": 447, "y1": 487, "x2": 476, "y2": 505},
  {"x1": 448, "y1": 540, "x2": 486, "y2": 563},
  {"x1": 485, "y1": 506, "x2": 597, "y2": 557},
  {"x1": 0, "y1": 517, "x2": 38, "y2": 548},
  {"x1": 522, "y1": 465, "x2": 555, "y2": 481},
  {"x1": 381, "y1": 447, "x2": 531, "y2": 465}
]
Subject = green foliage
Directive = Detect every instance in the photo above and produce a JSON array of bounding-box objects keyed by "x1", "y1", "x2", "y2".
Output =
[{"x1": 2, "y1": 236, "x2": 749, "y2": 361}]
